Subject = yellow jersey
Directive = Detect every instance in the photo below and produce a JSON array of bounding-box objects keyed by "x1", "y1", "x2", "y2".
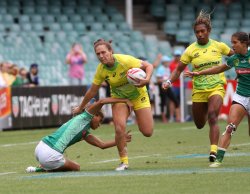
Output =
[
  {"x1": 93, "y1": 54, "x2": 147, "y2": 100},
  {"x1": 181, "y1": 39, "x2": 230, "y2": 91}
]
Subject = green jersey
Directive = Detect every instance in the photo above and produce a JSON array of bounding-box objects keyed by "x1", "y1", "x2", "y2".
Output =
[
  {"x1": 42, "y1": 111, "x2": 93, "y2": 153},
  {"x1": 226, "y1": 50, "x2": 250, "y2": 97}
]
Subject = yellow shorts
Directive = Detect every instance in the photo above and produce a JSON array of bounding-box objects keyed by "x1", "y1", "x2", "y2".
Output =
[
  {"x1": 131, "y1": 91, "x2": 151, "y2": 110},
  {"x1": 192, "y1": 86, "x2": 225, "y2": 103}
]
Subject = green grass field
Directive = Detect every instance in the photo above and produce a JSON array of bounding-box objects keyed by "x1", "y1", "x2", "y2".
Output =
[{"x1": 1, "y1": 120, "x2": 250, "y2": 194}]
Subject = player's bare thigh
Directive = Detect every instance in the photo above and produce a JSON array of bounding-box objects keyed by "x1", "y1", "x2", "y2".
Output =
[
  {"x1": 112, "y1": 103, "x2": 130, "y2": 132},
  {"x1": 134, "y1": 107, "x2": 153, "y2": 137},
  {"x1": 192, "y1": 102, "x2": 208, "y2": 129},
  {"x1": 207, "y1": 94, "x2": 223, "y2": 120}
]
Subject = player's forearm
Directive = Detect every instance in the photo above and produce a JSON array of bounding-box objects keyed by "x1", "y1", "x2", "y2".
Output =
[
  {"x1": 145, "y1": 64, "x2": 153, "y2": 81},
  {"x1": 100, "y1": 140, "x2": 116, "y2": 149},
  {"x1": 170, "y1": 69, "x2": 181, "y2": 83},
  {"x1": 79, "y1": 89, "x2": 97, "y2": 110}
]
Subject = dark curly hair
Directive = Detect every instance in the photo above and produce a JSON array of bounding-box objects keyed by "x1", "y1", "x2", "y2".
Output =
[
  {"x1": 232, "y1": 32, "x2": 250, "y2": 47},
  {"x1": 193, "y1": 10, "x2": 212, "y2": 32}
]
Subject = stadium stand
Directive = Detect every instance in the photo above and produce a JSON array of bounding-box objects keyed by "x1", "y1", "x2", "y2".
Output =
[
  {"x1": 1, "y1": 0, "x2": 178, "y2": 86},
  {"x1": 2, "y1": 0, "x2": 248, "y2": 85}
]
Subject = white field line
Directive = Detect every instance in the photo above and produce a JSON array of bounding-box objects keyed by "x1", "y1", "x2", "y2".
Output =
[
  {"x1": 231, "y1": 142, "x2": 250, "y2": 147},
  {"x1": 0, "y1": 172, "x2": 16, "y2": 176},
  {"x1": 90, "y1": 154, "x2": 161, "y2": 164},
  {"x1": 24, "y1": 167, "x2": 250, "y2": 179},
  {"x1": 0, "y1": 141, "x2": 37, "y2": 147}
]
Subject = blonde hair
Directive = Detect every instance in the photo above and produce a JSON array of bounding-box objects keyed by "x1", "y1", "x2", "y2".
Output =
[{"x1": 193, "y1": 10, "x2": 212, "y2": 31}]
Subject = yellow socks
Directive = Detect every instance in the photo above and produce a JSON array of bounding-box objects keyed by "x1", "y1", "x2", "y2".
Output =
[
  {"x1": 210, "y1": 144, "x2": 218, "y2": 153},
  {"x1": 120, "y1": 156, "x2": 128, "y2": 165}
]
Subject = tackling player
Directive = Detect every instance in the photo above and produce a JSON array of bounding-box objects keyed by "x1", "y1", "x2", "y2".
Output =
[
  {"x1": 186, "y1": 32, "x2": 250, "y2": 167},
  {"x1": 162, "y1": 10, "x2": 234, "y2": 162},
  {"x1": 26, "y1": 97, "x2": 132, "y2": 172}
]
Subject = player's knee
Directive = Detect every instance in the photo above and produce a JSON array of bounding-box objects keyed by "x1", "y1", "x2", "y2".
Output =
[
  {"x1": 115, "y1": 125, "x2": 126, "y2": 136},
  {"x1": 208, "y1": 112, "x2": 218, "y2": 125},
  {"x1": 195, "y1": 122, "x2": 205, "y2": 129},
  {"x1": 194, "y1": 118, "x2": 206, "y2": 129},
  {"x1": 75, "y1": 165, "x2": 80, "y2": 171},
  {"x1": 141, "y1": 129, "x2": 153, "y2": 137},
  {"x1": 223, "y1": 123, "x2": 236, "y2": 136}
]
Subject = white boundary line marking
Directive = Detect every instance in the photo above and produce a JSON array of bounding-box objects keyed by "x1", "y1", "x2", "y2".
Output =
[
  {"x1": 231, "y1": 142, "x2": 250, "y2": 147},
  {"x1": 25, "y1": 167, "x2": 250, "y2": 179},
  {"x1": 0, "y1": 141, "x2": 37, "y2": 147},
  {"x1": 0, "y1": 172, "x2": 16, "y2": 176},
  {"x1": 90, "y1": 154, "x2": 161, "y2": 164}
]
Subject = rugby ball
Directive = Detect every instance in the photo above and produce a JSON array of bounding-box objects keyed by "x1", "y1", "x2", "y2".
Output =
[{"x1": 127, "y1": 68, "x2": 146, "y2": 85}]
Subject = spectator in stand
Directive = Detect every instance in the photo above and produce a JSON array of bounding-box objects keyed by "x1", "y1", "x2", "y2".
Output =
[
  {"x1": 12, "y1": 67, "x2": 29, "y2": 87},
  {"x1": 0, "y1": 63, "x2": 7, "y2": 87},
  {"x1": 9, "y1": 64, "x2": 20, "y2": 86},
  {"x1": 154, "y1": 55, "x2": 180, "y2": 122},
  {"x1": 66, "y1": 43, "x2": 88, "y2": 85},
  {"x1": 27, "y1": 63, "x2": 39, "y2": 86},
  {"x1": 0, "y1": 62, "x2": 15, "y2": 86},
  {"x1": 169, "y1": 50, "x2": 183, "y2": 122}
]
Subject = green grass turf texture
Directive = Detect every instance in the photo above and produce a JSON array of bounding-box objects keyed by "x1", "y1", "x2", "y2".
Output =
[{"x1": 1, "y1": 120, "x2": 250, "y2": 194}]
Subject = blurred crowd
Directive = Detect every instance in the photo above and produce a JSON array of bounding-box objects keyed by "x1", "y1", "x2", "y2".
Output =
[{"x1": 0, "y1": 62, "x2": 39, "y2": 88}]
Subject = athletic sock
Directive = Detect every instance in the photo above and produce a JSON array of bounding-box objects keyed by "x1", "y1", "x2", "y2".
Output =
[
  {"x1": 210, "y1": 144, "x2": 218, "y2": 153},
  {"x1": 120, "y1": 156, "x2": 129, "y2": 165},
  {"x1": 35, "y1": 167, "x2": 46, "y2": 172},
  {"x1": 216, "y1": 147, "x2": 226, "y2": 162}
]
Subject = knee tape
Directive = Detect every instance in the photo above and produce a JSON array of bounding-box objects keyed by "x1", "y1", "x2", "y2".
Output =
[{"x1": 222, "y1": 123, "x2": 236, "y2": 136}]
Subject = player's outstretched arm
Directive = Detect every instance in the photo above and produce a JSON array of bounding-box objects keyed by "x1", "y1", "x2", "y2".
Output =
[
  {"x1": 85, "y1": 130, "x2": 132, "y2": 149},
  {"x1": 185, "y1": 64, "x2": 230, "y2": 77},
  {"x1": 72, "y1": 84, "x2": 100, "y2": 115}
]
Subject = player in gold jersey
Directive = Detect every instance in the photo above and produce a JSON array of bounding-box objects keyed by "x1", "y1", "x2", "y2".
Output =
[
  {"x1": 162, "y1": 11, "x2": 234, "y2": 162},
  {"x1": 73, "y1": 39, "x2": 154, "y2": 170}
]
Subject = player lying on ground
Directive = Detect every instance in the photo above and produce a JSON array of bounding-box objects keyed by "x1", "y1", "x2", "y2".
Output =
[{"x1": 26, "y1": 97, "x2": 132, "y2": 172}]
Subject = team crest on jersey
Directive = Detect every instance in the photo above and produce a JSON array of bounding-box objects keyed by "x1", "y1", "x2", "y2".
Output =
[
  {"x1": 233, "y1": 59, "x2": 239, "y2": 66},
  {"x1": 120, "y1": 71, "x2": 126, "y2": 77},
  {"x1": 141, "y1": 97, "x2": 146, "y2": 102},
  {"x1": 105, "y1": 76, "x2": 110, "y2": 81},
  {"x1": 194, "y1": 52, "x2": 200, "y2": 58},
  {"x1": 112, "y1": 72, "x2": 116, "y2": 77},
  {"x1": 203, "y1": 49, "x2": 207, "y2": 53}
]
